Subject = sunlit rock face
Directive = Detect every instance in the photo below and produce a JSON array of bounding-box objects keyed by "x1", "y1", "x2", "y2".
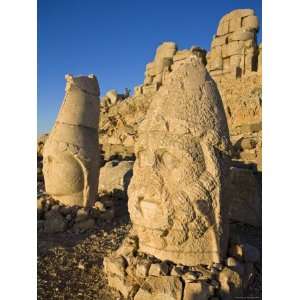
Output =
[
  {"x1": 43, "y1": 74, "x2": 100, "y2": 207},
  {"x1": 128, "y1": 55, "x2": 231, "y2": 266}
]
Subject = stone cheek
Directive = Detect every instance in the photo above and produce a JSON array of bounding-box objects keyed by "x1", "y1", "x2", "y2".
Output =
[{"x1": 128, "y1": 136, "x2": 219, "y2": 266}]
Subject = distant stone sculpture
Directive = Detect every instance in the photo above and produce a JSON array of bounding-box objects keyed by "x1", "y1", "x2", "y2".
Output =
[
  {"x1": 43, "y1": 74, "x2": 100, "y2": 207},
  {"x1": 128, "y1": 55, "x2": 231, "y2": 266},
  {"x1": 134, "y1": 42, "x2": 206, "y2": 97},
  {"x1": 207, "y1": 9, "x2": 259, "y2": 78}
]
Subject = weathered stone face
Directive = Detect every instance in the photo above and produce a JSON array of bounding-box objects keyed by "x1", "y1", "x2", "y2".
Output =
[
  {"x1": 128, "y1": 56, "x2": 231, "y2": 266},
  {"x1": 43, "y1": 74, "x2": 100, "y2": 207}
]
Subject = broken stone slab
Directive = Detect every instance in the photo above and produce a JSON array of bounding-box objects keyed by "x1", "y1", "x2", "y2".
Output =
[
  {"x1": 218, "y1": 266, "x2": 243, "y2": 300},
  {"x1": 222, "y1": 41, "x2": 244, "y2": 58},
  {"x1": 229, "y1": 30, "x2": 255, "y2": 42},
  {"x1": 135, "y1": 259, "x2": 152, "y2": 278},
  {"x1": 104, "y1": 256, "x2": 127, "y2": 277},
  {"x1": 242, "y1": 15, "x2": 259, "y2": 31},
  {"x1": 211, "y1": 36, "x2": 228, "y2": 48},
  {"x1": 154, "y1": 41, "x2": 177, "y2": 61},
  {"x1": 183, "y1": 281, "x2": 211, "y2": 300},
  {"x1": 229, "y1": 17, "x2": 242, "y2": 32},
  {"x1": 107, "y1": 273, "x2": 139, "y2": 299},
  {"x1": 98, "y1": 160, "x2": 134, "y2": 198},
  {"x1": 134, "y1": 276, "x2": 183, "y2": 300},
  {"x1": 148, "y1": 261, "x2": 171, "y2": 276}
]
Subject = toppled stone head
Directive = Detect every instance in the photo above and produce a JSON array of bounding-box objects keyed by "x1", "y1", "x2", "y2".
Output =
[
  {"x1": 128, "y1": 55, "x2": 231, "y2": 266},
  {"x1": 43, "y1": 74, "x2": 100, "y2": 207}
]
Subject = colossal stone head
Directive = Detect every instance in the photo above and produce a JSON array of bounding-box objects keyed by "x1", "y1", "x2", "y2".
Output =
[
  {"x1": 43, "y1": 74, "x2": 100, "y2": 207},
  {"x1": 128, "y1": 56, "x2": 231, "y2": 266}
]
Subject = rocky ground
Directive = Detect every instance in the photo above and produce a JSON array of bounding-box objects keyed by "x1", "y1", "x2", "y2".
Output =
[{"x1": 37, "y1": 182, "x2": 261, "y2": 299}]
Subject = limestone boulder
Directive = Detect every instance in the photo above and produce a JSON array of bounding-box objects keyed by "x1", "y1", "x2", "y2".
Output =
[
  {"x1": 98, "y1": 160, "x2": 134, "y2": 198},
  {"x1": 134, "y1": 276, "x2": 183, "y2": 300}
]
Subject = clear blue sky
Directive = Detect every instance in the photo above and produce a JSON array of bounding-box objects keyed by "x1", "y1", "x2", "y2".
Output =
[{"x1": 38, "y1": 0, "x2": 262, "y2": 134}]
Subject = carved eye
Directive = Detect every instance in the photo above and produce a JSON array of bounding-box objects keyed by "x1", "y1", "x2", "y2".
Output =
[
  {"x1": 161, "y1": 152, "x2": 178, "y2": 169},
  {"x1": 138, "y1": 150, "x2": 155, "y2": 167}
]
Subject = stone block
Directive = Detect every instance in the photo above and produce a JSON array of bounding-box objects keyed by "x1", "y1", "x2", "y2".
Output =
[
  {"x1": 98, "y1": 160, "x2": 133, "y2": 197},
  {"x1": 242, "y1": 15, "x2": 259, "y2": 30},
  {"x1": 230, "y1": 54, "x2": 242, "y2": 68},
  {"x1": 154, "y1": 42, "x2": 177, "y2": 61},
  {"x1": 142, "y1": 82, "x2": 159, "y2": 95},
  {"x1": 103, "y1": 256, "x2": 127, "y2": 277},
  {"x1": 222, "y1": 41, "x2": 244, "y2": 58},
  {"x1": 229, "y1": 30, "x2": 255, "y2": 41},
  {"x1": 216, "y1": 20, "x2": 229, "y2": 36},
  {"x1": 134, "y1": 276, "x2": 183, "y2": 300},
  {"x1": 135, "y1": 260, "x2": 152, "y2": 278},
  {"x1": 107, "y1": 273, "x2": 138, "y2": 298},
  {"x1": 143, "y1": 75, "x2": 153, "y2": 85},
  {"x1": 149, "y1": 262, "x2": 170, "y2": 276},
  {"x1": 134, "y1": 85, "x2": 143, "y2": 96},
  {"x1": 173, "y1": 50, "x2": 192, "y2": 62},
  {"x1": 183, "y1": 281, "x2": 211, "y2": 300},
  {"x1": 229, "y1": 17, "x2": 242, "y2": 32},
  {"x1": 211, "y1": 35, "x2": 228, "y2": 48},
  {"x1": 207, "y1": 47, "x2": 223, "y2": 71},
  {"x1": 218, "y1": 267, "x2": 243, "y2": 300}
]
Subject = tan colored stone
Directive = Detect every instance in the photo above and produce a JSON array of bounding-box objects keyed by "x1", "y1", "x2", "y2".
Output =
[
  {"x1": 128, "y1": 56, "x2": 230, "y2": 266},
  {"x1": 103, "y1": 256, "x2": 127, "y2": 277},
  {"x1": 106, "y1": 90, "x2": 118, "y2": 104},
  {"x1": 134, "y1": 276, "x2": 183, "y2": 300},
  {"x1": 211, "y1": 36, "x2": 228, "y2": 48},
  {"x1": 154, "y1": 41, "x2": 177, "y2": 61},
  {"x1": 207, "y1": 47, "x2": 223, "y2": 71},
  {"x1": 216, "y1": 20, "x2": 229, "y2": 36},
  {"x1": 218, "y1": 267, "x2": 243, "y2": 300},
  {"x1": 135, "y1": 260, "x2": 152, "y2": 278},
  {"x1": 173, "y1": 50, "x2": 193, "y2": 62},
  {"x1": 222, "y1": 41, "x2": 244, "y2": 58},
  {"x1": 229, "y1": 30, "x2": 255, "y2": 41},
  {"x1": 142, "y1": 82, "x2": 159, "y2": 94},
  {"x1": 43, "y1": 74, "x2": 100, "y2": 207},
  {"x1": 107, "y1": 273, "x2": 138, "y2": 298},
  {"x1": 242, "y1": 15, "x2": 259, "y2": 30},
  {"x1": 183, "y1": 281, "x2": 211, "y2": 300},
  {"x1": 229, "y1": 17, "x2": 242, "y2": 32},
  {"x1": 149, "y1": 262, "x2": 170, "y2": 276},
  {"x1": 98, "y1": 160, "x2": 133, "y2": 196},
  {"x1": 134, "y1": 85, "x2": 143, "y2": 96}
]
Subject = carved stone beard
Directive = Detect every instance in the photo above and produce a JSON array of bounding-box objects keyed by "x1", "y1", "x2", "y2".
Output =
[{"x1": 129, "y1": 163, "x2": 216, "y2": 250}]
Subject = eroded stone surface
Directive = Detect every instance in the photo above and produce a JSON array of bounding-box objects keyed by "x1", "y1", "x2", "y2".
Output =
[
  {"x1": 128, "y1": 56, "x2": 231, "y2": 266},
  {"x1": 134, "y1": 276, "x2": 183, "y2": 300},
  {"x1": 43, "y1": 74, "x2": 100, "y2": 207},
  {"x1": 207, "y1": 9, "x2": 259, "y2": 78}
]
